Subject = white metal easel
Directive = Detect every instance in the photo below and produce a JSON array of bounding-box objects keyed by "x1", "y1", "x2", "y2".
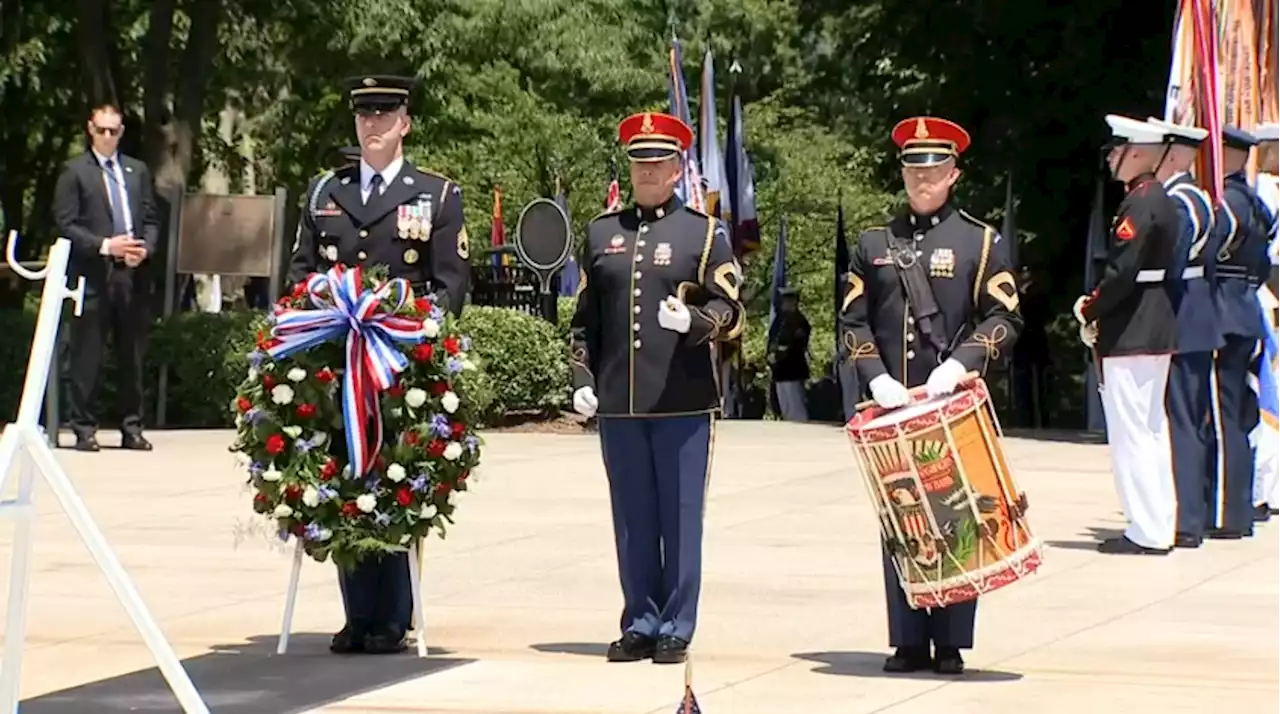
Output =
[
  {"x1": 276, "y1": 538, "x2": 428, "y2": 658},
  {"x1": 0, "y1": 231, "x2": 209, "y2": 713}
]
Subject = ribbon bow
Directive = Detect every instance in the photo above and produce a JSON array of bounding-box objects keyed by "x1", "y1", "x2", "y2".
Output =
[{"x1": 267, "y1": 265, "x2": 424, "y2": 478}]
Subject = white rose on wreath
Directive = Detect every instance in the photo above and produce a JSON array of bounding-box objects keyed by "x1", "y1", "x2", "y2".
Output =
[
  {"x1": 405, "y1": 388, "x2": 428, "y2": 409},
  {"x1": 441, "y1": 391, "x2": 460, "y2": 414},
  {"x1": 271, "y1": 384, "x2": 295, "y2": 405}
]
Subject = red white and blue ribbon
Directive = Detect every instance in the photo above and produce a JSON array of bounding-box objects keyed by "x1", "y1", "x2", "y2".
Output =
[{"x1": 267, "y1": 265, "x2": 424, "y2": 477}]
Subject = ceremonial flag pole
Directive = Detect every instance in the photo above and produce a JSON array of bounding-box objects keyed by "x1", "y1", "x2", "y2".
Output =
[
  {"x1": 667, "y1": 32, "x2": 706, "y2": 211},
  {"x1": 700, "y1": 47, "x2": 725, "y2": 218},
  {"x1": 556, "y1": 177, "x2": 579, "y2": 297}
]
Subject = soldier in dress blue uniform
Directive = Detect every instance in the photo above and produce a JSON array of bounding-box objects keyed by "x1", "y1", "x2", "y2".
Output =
[
  {"x1": 1147, "y1": 118, "x2": 1220, "y2": 549},
  {"x1": 569, "y1": 111, "x2": 744, "y2": 665},
  {"x1": 1074, "y1": 115, "x2": 1180, "y2": 555},
  {"x1": 288, "y1": 74, "x2": 472, "y2": 655},
  {"x1": 1207, "y1": 125, "x2": 1276, "y2": 539},
  {"x1": 839, "y1": 116, "x2": 1022, "y2": 675}
]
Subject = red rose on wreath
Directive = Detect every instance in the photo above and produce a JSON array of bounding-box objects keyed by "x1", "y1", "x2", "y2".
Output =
[
  {"x1": 320, "y1": 458, "x2": 338, "y2": 480},
  {"x1": 450, "y1": 422, "x2": 465, "y2": 439},
  {"x1": 414, "y1": 297, "x2": 432, "y2": 314},
  {"x1": 263, "y1": 373, "x2": 277, "y2": 389},
  {"x1": 396, "y1": 487, "x2": 413, "y2": 506},
  {"x1": 296, "y1": 403, "x2": 317, "y2": 419},
  {"x1": 236, "y1": 396, "x2": 253, "y2": 413},
  {"x1": 443, "y1": 336, "x2": 461, "y2": 356},
  {"x1": 427, "y1": 439, "x2": 446, "y2": 458},
  {"x1": 341, "y1": 502, "x2": 360, "y2": 517},
  {"x1": 265, "y1": 434, "x2": 286, "y2": 455},
  {"x1": 431, "y1": 381, "x2": 448, "y2": 396},
  {"x1": 404, "y1": 431, "x2": 420, "y2": 446},
  {"x1": 412, "y1": 343, "x2": 434, "y2": 362},
  {"x1": 315, "y1": 368, "x2": 336, "y2": 383}
]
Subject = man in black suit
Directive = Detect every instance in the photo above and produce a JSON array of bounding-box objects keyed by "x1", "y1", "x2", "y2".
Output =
[{"x1": 52, "y1": 103, "x2": 159, "y2": 452}]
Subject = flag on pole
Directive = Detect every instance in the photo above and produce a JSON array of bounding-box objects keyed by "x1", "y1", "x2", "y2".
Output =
[
  {"x1": 722, "y1": 63, "x2": 760, "y2": 256},
  {"x1": 604, "y1": 158, "x2": 622, "y2": 212},
  {"x1": 490, "y1": 185, "x2": 508, "y2": 269},
  {"x1": 674, "y1": 659, "x2": 702, "y2": 714},
  {"x1": 699, "y1": 48, "x2": 725, "y2": 217},
  {"x1": 667, "y1": 33, "x2": 706, "y2": 212},
  {"x1": 767, "y1": 215, "x2": 788, "y2": 347},
  {"x1": 1164, "y1": 0, "x2": 1225, "y2": 204},
  {"x1": 556, "y1": 178, "x2": 579, "y2": 297},
  {"x1": 1083, "y1": 173, "x2": 1108, "y2": 433},
  {"x1": 833, "y1": 196, "x2": 850, "y2": 357}
]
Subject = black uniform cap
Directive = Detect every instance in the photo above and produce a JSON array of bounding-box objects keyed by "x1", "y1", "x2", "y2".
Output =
[{"x1": 344, "y1": 75, "x2": 416, "y2": 113}]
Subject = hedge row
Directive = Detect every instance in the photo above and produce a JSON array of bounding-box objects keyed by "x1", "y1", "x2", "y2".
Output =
[{"x1": 0, "y1": 304, "x2": 571, "y2": 428}]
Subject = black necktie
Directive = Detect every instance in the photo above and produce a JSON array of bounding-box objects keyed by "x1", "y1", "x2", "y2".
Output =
[
  {"x1": 104, "y1": 159, "x2": 129, "y2": 235},
  {"x1": 368, "y1": 174, "x2": 383, "y2": 204}
]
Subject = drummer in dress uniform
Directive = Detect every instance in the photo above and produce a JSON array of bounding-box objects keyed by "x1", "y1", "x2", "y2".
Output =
[
  {"x1": 569, "y1": 111, "x2": 744, "y2": 665},
  {"x1": 1146, "y1": 118, "x2": 1220, "y2": 549},
  {"x1": 839, "y1": 116, "x2": 1023, "y2": 675},
  {"x1": 288, "y1": 74, "x2": 473, "y2": 655},
  {"x1": 1073, "y1": 115, "x2": 1180, "y2": 555},
  {"x1": 1207, "y1": 126, "x2": 1276, "y2": 539}
]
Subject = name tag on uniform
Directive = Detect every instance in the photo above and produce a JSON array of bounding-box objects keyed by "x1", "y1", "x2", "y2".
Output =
[{"x1": 872, "y1": 256, "x2": 894, "y2": 266}]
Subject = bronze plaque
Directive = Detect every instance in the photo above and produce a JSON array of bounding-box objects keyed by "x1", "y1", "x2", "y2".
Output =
[{"x1": 176, "y1": 194, "x2": 279, "y2": 277}]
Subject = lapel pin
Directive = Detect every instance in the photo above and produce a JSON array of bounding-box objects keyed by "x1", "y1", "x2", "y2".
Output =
[
  {"x1": 403, "y1": 176, "x2": 414, "y2": 185},
  {"x1": 341, "y1": 177, "x2": 351, "y2": 185}
]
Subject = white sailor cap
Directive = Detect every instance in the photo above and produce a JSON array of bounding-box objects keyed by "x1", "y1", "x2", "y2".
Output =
[
  {"x1": 1105, "y1": 114, "x2": 1167, "y2": 145},
  {"x1": 1146, "y1": 117, "x2": 1208, "y2": 146},
  {"x1": 1256, "y1": 123, "x2": 1279, "y2": 142}
]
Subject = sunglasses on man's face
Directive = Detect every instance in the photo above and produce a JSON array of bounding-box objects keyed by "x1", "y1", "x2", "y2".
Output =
[{"x1": 92, "y1": 125, "x2": 122, "y2": 136}]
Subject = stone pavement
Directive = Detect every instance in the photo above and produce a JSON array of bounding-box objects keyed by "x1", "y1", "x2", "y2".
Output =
[{"x1": 0, "y1": 422, "x2": 1275, "y2": 713}]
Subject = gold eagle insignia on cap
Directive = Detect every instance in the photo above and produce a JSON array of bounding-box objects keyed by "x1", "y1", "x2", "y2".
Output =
[
  {"x1": 915, "y1": 117, "x2": 929, "y2": 139},
  {"x1": 362, "y1": 77, "x2": 378, "y2": 87},
  {"x1": 641, "y1": 113, "x2": 655, "y2": 133}
]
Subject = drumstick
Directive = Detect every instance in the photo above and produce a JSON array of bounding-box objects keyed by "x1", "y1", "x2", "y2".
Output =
[{"x1": 852, "y1": 371, "x2": 981, "y2": 413}]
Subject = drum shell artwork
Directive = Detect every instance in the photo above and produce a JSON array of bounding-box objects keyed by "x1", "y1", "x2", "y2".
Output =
[{"x1": 846, "y1": 378, "x2": 1042, "y2": 609}]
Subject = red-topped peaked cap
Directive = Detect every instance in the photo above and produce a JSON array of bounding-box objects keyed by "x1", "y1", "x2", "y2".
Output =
[
  {"x1": 891, "y1": 116, "x2": 972, "y2": 167},
  {"x1": 618, "y1": 112, "x2": 694, "y2": 162}
]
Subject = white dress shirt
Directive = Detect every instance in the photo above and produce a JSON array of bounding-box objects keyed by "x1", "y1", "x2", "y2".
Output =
[
  {"x1": 93, "y1": 150, "x2": 134, "y2": 255},
  {"x1": 360, "y1": 156, "x2": 403, "y2": 205}
]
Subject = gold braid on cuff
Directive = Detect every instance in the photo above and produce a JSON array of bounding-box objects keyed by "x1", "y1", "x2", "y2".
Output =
[
  {"x1": 842, "y1": 331, "x2": 879, "y2": 361},
  {"x1": 964, "y1": 323, "x2": 1008, "y2": 375}
]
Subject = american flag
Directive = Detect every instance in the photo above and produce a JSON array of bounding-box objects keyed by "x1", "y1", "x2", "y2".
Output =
[
  {"x1": 676, "y1": 660, "x2": 702, "y2": 713},
  {"x1": 604, "y1": 158, "x2": 621, "y2": 212}
]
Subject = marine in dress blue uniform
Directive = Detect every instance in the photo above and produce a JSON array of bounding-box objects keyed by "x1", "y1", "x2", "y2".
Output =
[
  {"x1": 1147, "y1": 118, "x2": 1220, "y2": 549},
  {"x1": 1074, "y1": 115, "x2": 1181, "y2": 555},
  {"x1": 839, "y1": 117, "x2": 1022, "y2": 675},
  {"x1": 569, "y1": 112, "x2": 744, "y2": 665},
  {"x1": 1208, "y1": 126, "x2": 1276, "y2": 539},
  {"x1": 288, "y1": 75, "x2": 472, "y2": 654}
]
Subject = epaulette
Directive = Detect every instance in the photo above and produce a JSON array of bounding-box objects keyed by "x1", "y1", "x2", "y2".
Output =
[
  {"x1": 589, "y1": 207, "x2": 625, "y2": 223},
  {"x1": 958, "y1": 209, "x2": 997, "y2": 233},
  {"x1": 415, "y1": 167, "x2": 456, "y2": 185}
]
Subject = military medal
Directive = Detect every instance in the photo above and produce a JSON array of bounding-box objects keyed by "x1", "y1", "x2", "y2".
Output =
[
  {"x1": 654, "y1": 242, "x2": 672, "y2": 266},
  {"x1": 397, "y1": 206, "x2": 412, "y2": 239},
  {"x1": 419, "y1": 195, "x2": 434, "y2": 242},
  {"x1": 404, "y1": 248, "x2": 419, "y2": 264}
]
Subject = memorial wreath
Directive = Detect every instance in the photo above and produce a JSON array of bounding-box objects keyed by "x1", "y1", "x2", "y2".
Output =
[{"x1": 229, "y1": 264, "x2": 482, "y2": 571}]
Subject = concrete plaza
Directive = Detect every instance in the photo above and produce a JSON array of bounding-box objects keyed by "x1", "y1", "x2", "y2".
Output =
[{"x1": 0, "y1": 422, "x2": 1276, "y2": 713}]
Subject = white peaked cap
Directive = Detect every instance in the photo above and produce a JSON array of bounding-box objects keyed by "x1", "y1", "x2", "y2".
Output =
[
  {"x1": 1147, "y1": 117, "x2": 1209, "y2": 142},
  {"x1": 1256, "y1": 123, "x2": 1279, "y2": 142},
  {"x1": 1105, "y1": 114, "x2": 1166, "y2": 144}
]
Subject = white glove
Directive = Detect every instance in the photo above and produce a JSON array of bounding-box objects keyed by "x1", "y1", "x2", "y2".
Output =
[
  {"x1": 868, "y1": 374, "x2": 911, "y2": 409},
  {"x1": 1079, "y1": 322, "x2": 1098, "y2": 348},
  {"x1": 1072, "y1": 295, "x2": 1090, "y2": 325},
  {"x1": 572, "y1": 387, "x2": 598, "y2": 417},
  {"x1": 925, "y1": 358, "x2": 967, "y2": 398},
  {"x1": 658, "y1": 295, "x2": 692, "y2": 333}
]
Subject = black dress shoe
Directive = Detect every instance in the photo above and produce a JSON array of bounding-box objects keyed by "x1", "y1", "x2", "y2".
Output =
[
  {"x1": 1174, "y1": 532, "x2": 1202, "y2": 548},
  {"x1": 883, "y1": 646, "x2": 931, "y2": 673},
  {"x1": 1270, "y1": 507, "x2": 1279, "y2": 516},
  {"x1": 1253, "y1": 505, "x2": 1272, "y2": 523},
  {"x1": 1206, "y1": 528, "x2": 1246, "y2": 540},
  {"x1": 73, "y1": 435, "x2": 100, "y2": 452},
  {"x1": 329, "y1": 626, "x2": 363, "y2": 654},
  {"x1": 652, "y1": 635, "x2": 689, "y2": 664},
  {"x1": 120, "y1": 434, "x2": 152, "y2": 451},
  {"x1": 606, "y1": 631, "x2": 656, "y2": 662},
  {"x1": 363, "y1": 625, "x2": 408, "y2": 654},
  {"x1": 1097, "y1": 536, "x2": 1170, "y2": 555},
  {"x1": 933, "y1": 646, "x2": 965, "y2": 675}
]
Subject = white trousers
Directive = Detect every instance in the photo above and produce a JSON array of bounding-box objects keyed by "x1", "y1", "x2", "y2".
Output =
[
  {"x1": 1252, "y1": 416, "x2": 1279, "y2": 508},
  {"x1": 1099, "y1": 354, "x2": 1176, "y2": 549}
]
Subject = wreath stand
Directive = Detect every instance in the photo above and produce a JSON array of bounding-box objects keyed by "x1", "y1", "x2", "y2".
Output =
[
  {"x1": 275, "y1": 526, "x2": 428, "y2": 657},
  {"x1": 0, "y1": 233, "x2": 209, "y2": 713}
]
